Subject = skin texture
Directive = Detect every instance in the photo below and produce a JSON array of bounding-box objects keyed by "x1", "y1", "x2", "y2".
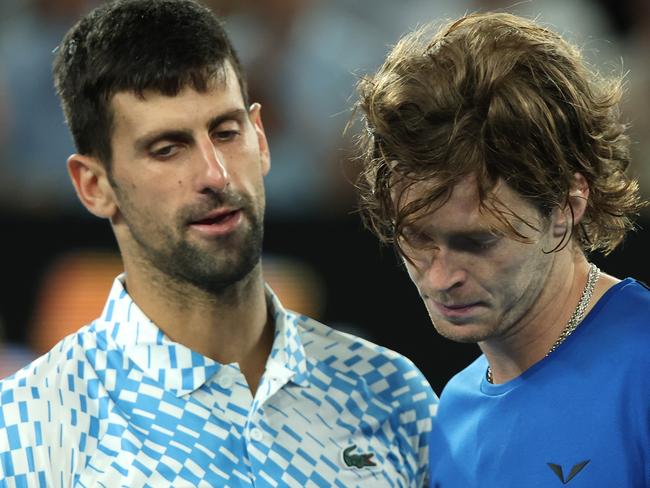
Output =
[
  {"x1": 107, "y1": 82, "x2": 266, "y2": 297},
  {"x1": 400, "y1": 173, "x2": 618, "y2": 383},
  {"x1": 67, "y1": 63, "x2": 274, "y2": 394}
]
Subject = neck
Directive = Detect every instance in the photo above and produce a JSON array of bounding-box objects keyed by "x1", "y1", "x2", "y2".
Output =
[
  {"x1": 122, "y1": 259, "x2": 273, "y2": 395},
  {"x1": 481, "y1": 252, "x2": 600, "y2": 384}
]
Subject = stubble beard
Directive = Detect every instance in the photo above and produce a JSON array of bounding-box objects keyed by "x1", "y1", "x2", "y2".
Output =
[
  {"x1": 158, "y1": 215, "x2": 264, "y2": 295},
  {"x1": 429, "y1": 315, "x2": 496, "y2": 344},
  {"x1": 428, "y1": 272, "x2": 549, "y2": 346},
  {"x1": 116, "y1": 184, "x2": 265, "y2": 296}
]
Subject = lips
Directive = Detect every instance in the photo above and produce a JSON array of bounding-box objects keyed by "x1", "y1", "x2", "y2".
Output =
[
  {"x1": 431, "y1": 300, "x2": 483, "y2": 319},
  {"x1": 188, "y1": 208, "x2": 243, "y2": 236},
  {"x1": 191, "y1": 208, "x2": 239, "y2": 225},
  {"x1": 439, "y1": 302, "x2": 477, "y2": 310}
]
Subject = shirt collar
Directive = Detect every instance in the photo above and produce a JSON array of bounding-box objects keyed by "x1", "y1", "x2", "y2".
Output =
[
  {"x1": 263, "y1": 282, "x2": 310, "y2": 387},
  {"x1": 96, "y1": 274, "x2": 309, "y2": 397}
]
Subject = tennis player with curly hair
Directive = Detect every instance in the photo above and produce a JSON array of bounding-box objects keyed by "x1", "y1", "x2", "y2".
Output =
[{"x1": 355, "y1": 12, "x2": 649, "y2": 486}]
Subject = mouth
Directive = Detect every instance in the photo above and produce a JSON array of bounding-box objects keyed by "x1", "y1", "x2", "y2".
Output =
[
  {"x1": 431, "y1": 300, "x2": 484, "y2": 319},
  {"x1": 188, "y1": 208, "x2": 243, "y2": 236}
]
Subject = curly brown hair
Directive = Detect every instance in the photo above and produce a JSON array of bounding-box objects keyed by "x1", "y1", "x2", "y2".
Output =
[{"x1": 355, "y1": 12, "x2": 645, "y2": 256}]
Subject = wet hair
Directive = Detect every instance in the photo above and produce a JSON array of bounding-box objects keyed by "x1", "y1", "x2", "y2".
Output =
[
  {"x1": 53, "y1": 0, "x2": 248, "y2": 167},
  {"x1": 355, "y1": 12, "x2": 645, "y2": 256}
]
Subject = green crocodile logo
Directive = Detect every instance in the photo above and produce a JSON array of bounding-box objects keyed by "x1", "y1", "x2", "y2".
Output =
[{"x1": 342, "y1": 445, "x2": 376, "y2": 469}]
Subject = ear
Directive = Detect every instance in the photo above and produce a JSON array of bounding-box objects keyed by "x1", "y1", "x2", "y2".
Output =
[
  {"x1": 567, "y1": 172, "x2": 589, "y2": 224},
  {"x1": 551, "y1": 172, "x2": 590, "y2": 238},
  {"x1": 249, "y1": 102, "x2": 271, "y2": 176},
  {"x1": 67, "y1": 154, "x2": 117, "y2": 219}
]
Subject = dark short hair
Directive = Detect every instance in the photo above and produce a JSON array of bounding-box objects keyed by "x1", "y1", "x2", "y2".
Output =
[
  {"x1": 355, "y1": 12, "x2": 645, "y2": 256},
  {"x1": 53, "y1": 0, "x2": 248, "y2": 166}
]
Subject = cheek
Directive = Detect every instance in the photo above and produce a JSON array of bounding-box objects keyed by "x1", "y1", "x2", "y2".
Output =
[
  {"x1": 489, "y1": 244, "x2": 550, "y2": 301},
  {"x1": 402, "y1": 260, "x2": 422, "y2": 288},
  {"x1": 116, "y1": 184, "x2": 168, "y2": 224},
  {"x1": 473, "y1": 241, "x2": 537, "y2": 286}
]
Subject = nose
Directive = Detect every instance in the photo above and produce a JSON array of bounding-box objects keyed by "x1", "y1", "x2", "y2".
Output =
[
  {"x1": 195, "y1": 134, "x2": 229, "y2": 193},
  {"x1": 420, "y1": 248, "x2": 466, "y2": 293}
]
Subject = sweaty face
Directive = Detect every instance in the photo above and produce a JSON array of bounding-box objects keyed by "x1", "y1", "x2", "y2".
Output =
[
  {"x1": 400, "y1": 174, "x2": 560, "y2": 344},
  {"x1": 107, "y1": 65, "x2": 270, "y2": 293}
]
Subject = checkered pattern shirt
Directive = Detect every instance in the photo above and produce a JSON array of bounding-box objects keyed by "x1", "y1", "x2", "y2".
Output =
[{"x1": 0, "y1": 275, "x2": 437, "y2": 487}]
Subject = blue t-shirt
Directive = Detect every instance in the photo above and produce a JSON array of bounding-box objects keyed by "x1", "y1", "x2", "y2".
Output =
[{"x1": 429, "y1": 278, "x2": 650, "y2": 487}]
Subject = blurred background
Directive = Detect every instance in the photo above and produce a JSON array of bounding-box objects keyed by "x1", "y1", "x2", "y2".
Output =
[{"x1": 0, "y1": 0, "x2": 648, "y2": 394}]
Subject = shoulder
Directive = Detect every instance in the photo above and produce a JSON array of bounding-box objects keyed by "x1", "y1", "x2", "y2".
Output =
[
  {"x1": 295, "y1": 314, "x2": 438, "y2": 411},
  {"x1": 588, "y1": 278, "x2": 650, "y2": 346},
  {"x1": 624, "y1": 279, "x2": 650, "y2": 311},
  {"x1": 582, "y1": 279, "x2": 650, "y2": 384},
  {"x1": 0, "y1": 322, "x2": 100, "y2": 416},
  {"x1": 0, "y1": 324, "x2": 111, "y2": 483},
  {"x1": 597, "y1": 278, "x2": 650, "y2": 316}
]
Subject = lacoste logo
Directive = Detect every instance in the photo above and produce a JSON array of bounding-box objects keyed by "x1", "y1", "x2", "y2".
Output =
[
  {"x1": 342, "y1": 444, "x2": 376, "y2": 469},
  {"x1": 547, "y1": 460, "x2": 590, "y2": 484}
]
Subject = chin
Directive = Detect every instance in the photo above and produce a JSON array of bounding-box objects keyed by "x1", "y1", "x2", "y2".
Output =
[{"x1": 432, "y1": 320, "x2": 494, "y2": 344}]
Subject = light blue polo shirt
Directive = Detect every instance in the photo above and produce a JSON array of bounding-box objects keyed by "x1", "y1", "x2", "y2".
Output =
[{"x1": 0, "y1": 275, "x2": 437, "y2": 487}]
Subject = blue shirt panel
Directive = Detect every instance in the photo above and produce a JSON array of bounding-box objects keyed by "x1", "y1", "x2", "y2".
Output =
[{"x1": 429, "y1": 278, "x2": 650, "y2": 488}]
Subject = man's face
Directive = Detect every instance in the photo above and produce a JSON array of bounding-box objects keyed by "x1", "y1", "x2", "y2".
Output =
[
  {"x1": 400, "y1": 174, "x2": 559, "y2": 344},
  {"x1": 106, "y1": 64, "x2": 270, "y2": 293}
]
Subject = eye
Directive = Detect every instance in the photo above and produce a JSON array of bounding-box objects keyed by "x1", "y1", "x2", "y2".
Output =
[
  {"x1": 473, "y1": 238, "x2": 497, "y2": 249},
  {"x1": 458, "y1": 236, "x2": 500, "y2": 253},
  {"x1": 212, "y1": 130, "x2": 240, "y2": 142},
  {"x1": 150, "y1": 144, "x2": 181, "y2": 160},
  {"x1": 401, "y1": 226, "x2": 435, "y2": 248},
  {"x1": 211, "y1": 120, "x2": 242, "y2": 142}
]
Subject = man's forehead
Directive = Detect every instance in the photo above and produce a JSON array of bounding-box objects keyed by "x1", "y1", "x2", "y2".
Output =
[
  {"x1": 109, "y1": 61, "x2": 240, "y2": 113},
  {"x1": 109, "y1": 74, "x2": 245, "y2": 136},
  {"x1": 398, "y1": 174, "x2": 533, "y2": 231},
  {"x1": 397, "y1": 173, "x2": 483, "y2": 210}
]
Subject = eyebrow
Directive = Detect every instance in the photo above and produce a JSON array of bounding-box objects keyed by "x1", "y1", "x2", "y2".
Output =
[
  {"x1": 133, "y1": 108, "x2": 248, "y2": 153},
  {"x1": 447, "y1": 231, "x2": 502, "y2": 244},
  {"x1": 453, "y1": 227, "x2": 500, "y2": 236},
  {"x1": 407, "y1": 219, "x2": 497, "y2": 236}
]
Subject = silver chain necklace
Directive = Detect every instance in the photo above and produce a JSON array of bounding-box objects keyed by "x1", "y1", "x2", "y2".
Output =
[{"x1": 486, "y1": 263, "x2": 600, "y2": 384}]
